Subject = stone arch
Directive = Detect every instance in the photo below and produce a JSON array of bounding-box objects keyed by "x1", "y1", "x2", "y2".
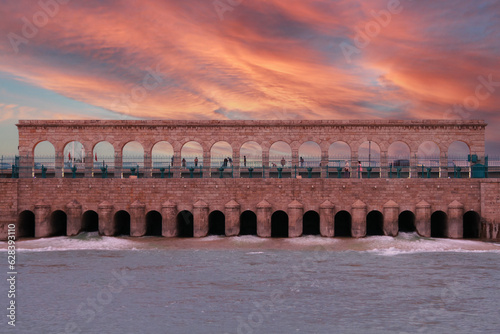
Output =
[
  {"x1": 146, "y1": 210, "x2": 162, "y2": 236},
  {"x1": 181, "y1": 141, "x2": 203, "y2": 167},
  {"x1": 328, "y1": 141, "x2": 351, "y2": 167},
  {"x1": 239, "y1": 210, "x2": 257, "y2": 235},
  {"x1": 113, "y1": 210, "x2": 131, "y2": 236},
  {"x1": 93, "y1": 141, "x2": 115, "y2": 168},
  {"x1": 388, "y1": 141, "x2": 411, "y2": 166},
  {"x1": 151, "y1": 141, "x2": 174, "y2": 168},
  {"x1": 366, "y1": 210, "x2": 384, "y2": 236},
  {"x1": 303, "y1": 210, "x2": 320, "y2": 235},
  {"x1": 210, "y1": 141, "x2": 232, "y2": 167},
  {"x1": 417, "y1": 141, "x2": 440, "y2": 166},
  {"x1": 49, "y1": 210, "x2": 67, "y2": 237},
  {"x1": 269, "y1": 141, "x2": 292, "y2": 167},
  {"x1": 298, "y1": 141, "x2": 321, "y2": 167},
  {"x1": 271, "y1": 210, "x2": 288, "y2": 237},
  {"x1": 208, "y1": 210, "x2": 225, "y2": 236},
  {"x1": 431, "y1": 211, "x2": 448, "y2": 238},
  {"x1": 334, "y1": 211, "x2": 352, "y2": 237},
  {"x1": 63, "y1": 141, "x2": 86, "y2": 166},
  {"x1": 240, "y1": 141, "x2": 262, "y2": 167},
  {"x1": 17, "y1": 210, "x2": 35, "y2": 238},
  {"x1": 81, "y1": 210, "x2": 98, "y2": 233},
  {"x1": 34, "y1": 140, "x2": 56, "y2": 170},
  {"x1": 177, "y1": 210, "x2": 194, "y2": 237},
  {"x1": 357, "y1": 141, "x2": 381, "y2": 167},
  {"x1": 447, "y1": 141, "x2": 470, "y2": 168},
  {"x1": 398, "y1": 210, "x2": 416, "y2": 233},
  {"x1": 463, "y1": 211, "x2": 480, "y2": 239},
  {"x1": 122, "y1": 141, "x2": 145, "y2": 168}
]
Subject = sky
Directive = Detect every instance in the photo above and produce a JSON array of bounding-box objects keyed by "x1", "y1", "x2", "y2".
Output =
[{"x1": 0, "y1": 0, "x2": 499, "y2": 157}]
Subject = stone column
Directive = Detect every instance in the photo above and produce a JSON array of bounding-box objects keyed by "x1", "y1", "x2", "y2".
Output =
[
  {"x1": 351, "y1": 151, "x2": 358, "y2": 179},
  {"x1": 225, "y1": 200, "x2": 240, "y2": 236},
  {"x1": 18, "y1": 153, "x2": 33, "y2": 178},
  {"x1": 143, "y1": 151, "x2": 152, "y2": 178},
  {"x1": 203, "y1": 151, "x2": 210, "y2": 178},
  {"x1": 193, "y1": 200, "x2": 209, "y2": 237},
  {"x1": 114, "y1": 152, "x2": 123, "y2": 178},
  {"x1": 98, "y1": 201, "x2": 114, "y2": 236},
  {"x1": 380, "y1": 150, "x2": 388, "y2": 178},
  {"x1": 351, "y1": 200, "x2": 367, "y2": 238},
  {"x1": 383, "y1": 200, "x2": 399, "y2": 236},
  {"x1": 173, "y1": 149, "x2": 181, "y2": 178},
  {"x1": 84, "y1": 151, "x2": 93, "y2": 178},
  {"x1": 447, "y1": 200, "x2": 464, "y2": 239},
  {"x1": 66, "y1": 200, "x2": 82, "y2": 236},
  {"x1": 439, "y1": 152, "x2": 448, "y2": 178},
  {"x1": 409, "y1": 151, "x2": 418, "y2": 178},
  {"x1": 34, "y1": 202, "x2": 51, "y2": 238},
  {"x1": 320, "y1": 150, "x2": 329, "y2": 178},
  {"x1": 233, "y1": 148, "x2": 240, "y2": 178},
  {"x1": 55, "y1": 153, "x2": 64, "y2": 178},
  {"x1": 292, "y1": 149, "x2": 299, "y2": 169},
  {"x1": 130, "y1": 200, "x2": 146, "y2": 237},
  {"x1": 415, "y1": 200, "x2": 431, "y2": 237},
  {"x1": 262, "y1": 150, "x2": 270, "y2": 178},
  {"x1": 288, "y1": 200, "x2": 303, "y2": 237},
  {"x1": 257, "y1": 199, "x2": 272, "y2": 237},
  {"x1": 162, "y1": 200, "x2": 177, "y2": 237},
  {"x1": 319, "y1": 200, "x2": 335, "y2": 237}
]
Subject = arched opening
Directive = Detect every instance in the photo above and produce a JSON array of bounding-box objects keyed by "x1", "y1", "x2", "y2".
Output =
[
  {"x1": 357, "y1": 141, "x2": 381, "y2": 168},
  {"x1": 417, "y1": 141, "x2": 440, "y2": 167},
  {"x1": 146, "y1": 211, "x2": 162, "y2": 236},
  {"x1": 463, "y1": 211, "x2": 480, "y2": 239},
  {"x1": 211, "y1": 142, "x2": 233, "y2": 167},
  {"x1": 63, "y1": 141, "x2": 85, "y2": 175},
  {"x1": 49, "y1": 210, "x2": 67, "y2": 237},
  {"x1": 388, "y1": 141, "x2": 411, "y2": 177},
  {"x1": 208, "y1": 210, "x2": 225, "y2": 236},
  {"x1": 303, "y1": 211, "x2": 320, "y2": 235},
  {"x1": 334, "y1": 211, "x2": 352, "y2": 237},
  {"x1": 17, "y1": 210, "x2": 35, "y2": 238},
  {"x1": 431, "y1": 211, "x2": 448, "y2": 238},
  {"x1": 93, "y1": 141, "x2": 115, "y2": 170},
  {"x1": 328, "y1": 141, "x2": 351, "y2": 167},
  {"x1": 34, "y1": 141, "x2": 56, "y2": 177},
  {"x1": 298, "y1": 141, "x2": 321, "y2": 167},
  {"x1": 366, "y1": 211, "x2": 384, "y2": 236},
  {"x1": 81, "y1": 210, "x2": 98, "y2": 232},
  {"x1": 398, "y1": 211, "x2": 416, "y2": 233},
  {"x1": 177, "y1": 211, "x2": 193, "y2": 237},
  {"x1": 181, "y1": 141, "x2": 203, "y2": 168},
  {"x1": 152, "y1": 141, "x2": 174, "y2": 168},
  {"x1": 240, "y1": 141, "x2": 262, "y2": 168},
  {"x1": 448, "y1": 141, "x2": 470, "y2": 176},
  {"x1": 271, "y1": 211, "x2": 288, "y2": 238},
  {"x1": 122, "y1": 141, "x2": 145, "y2": 172},
  {"x1": 113, "y1": 210, "x2": 130, "y2": 236},
  {"x1": 269, "y1": 141, "x2": 291, "y2": 168},
  {"x1": 239, "y1": 210, "x2": 257, "y2": 235}
]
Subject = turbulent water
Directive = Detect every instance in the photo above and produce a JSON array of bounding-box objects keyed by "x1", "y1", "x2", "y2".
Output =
[{"x1": 1, "y1": 233, "x2": 500, "y2": 334}]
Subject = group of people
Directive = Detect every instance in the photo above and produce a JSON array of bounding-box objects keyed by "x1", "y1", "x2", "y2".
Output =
[
  {"x1": 181, "y1": 157, "x2": 199, "y2": 167},
  {"x1": 344, "y1": 160, "x2": 363, "y2": 178}
]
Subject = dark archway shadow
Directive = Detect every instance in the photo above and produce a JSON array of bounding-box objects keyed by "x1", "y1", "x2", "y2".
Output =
[
  {"x1": 240, "y1": 211, "x2": 257, "y2": 235},
  {"x1": 208, "y1": 211, "x2": 225, "y2": 236},
  {"x1": 303, "y1": 211, "x2": 320, "y2": 235},
  {"x1": 18, "y1": 210, "x2": 35, "y2": 238},
  {"x1": 50, "y1": 210, "x2": 67, "y2": 237},
  {"x1": 366, "y1": 211, "x2": 384, "y2": 236},
  {"x1": 271, "y1": 211, "x2": 288, "y2": 238},
  {"x1": 113, "y1": 210, "x2": 130, "y2": 236},
  {"x1": 398, "y1": 211, "x2": 416, "y2": 233},
  {"x1": 463, "y1": 211, "x2": 480, "y2": 239},
  {"x1": 146, "y1": 211, "x2": 162, "y2": 236},
  {"x1": 177, "y1": 210, "x2": 193, "y2": 237},
  {"x1": 82, "y1": 210, "x2": 98, "y2": 233},
  {"x1": 334, "y1": 211, "x2": 351, "y2": 237},
  {"x1": 431, "y1": 211, "x2": 447, "y2": 238}
]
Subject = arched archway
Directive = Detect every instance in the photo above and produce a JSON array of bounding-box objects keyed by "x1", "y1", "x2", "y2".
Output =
[
  {"x1": 366, "y1": 211, "x2": 384, "y2": 236},
  {"x1": 388, "y1": 141, "x2": 410, "y2": 168},
  {"x1": 181, "y1": 141, "x2": 203, "y2": 168},
  {"x1": 447, "y1": 141, "x2": 470, "y2": 172},
  {"x1": 357, "y1": 141, "x2": 381, "y2": 167},
  {"x1": 269, "y1": 141, "x2": 291, "y2": 168},
  {"x1": 177, "y1": 211, "x2": 193, "y2": 237},
  {"x1": 49, "y1": 210, "x2": 67, "y2": 237},
  {"x1": 431, "y1": 211, "x2": 447, "y2": 238},
  {"x1": 298, "y1": 142, "x2": 321, "y2": 167},
  {"x1": 93, "y1": 141, "x2": 115, "y2": 169},
  {"x1": 17, "y1": 210, "x2": 35, "y2": 238},
  {"x1": 146, "y1": 211, "x2": 162, "y2": 236},
  {"x1": 463, "y1": 211, "x2": 480, "y2": 239},
  {"x1": 113, "y1": 210, "x2": 130, "y2": 236},
  {"x1": 211, "y1": 142, "x2": 232, "y2": 167},
  {"x1": 303, "y1": 211, "x2": 320, "y2": 235},
  {"x1": 81, "y1": 210, "x2": 98, "y2": 232},
  {"x1": 34, "y1": 141, "x2": 55, "y2": 176},
  {"x1": 328, "y1": 141, "x2": 351, "y2": 167},
  {"x1": 335, "y1": 211, "x2": 351, "y2": 237},
  {"x1": 240, "y1": 210, "x2": 257, "y2": 235},
  {"x1": 240, "y1": 141, "x2": 262, "y2": 168},
  {"x1": 208, "y1": 210, "x2": 225, "y2": 236},
  {"x1": 63, "y1": 141, "x2": 85, "y2": 169},
  {"x1": 271, "y1": 211, "x2": 288, "y2": 237},
  {"x1": 122, "y1": 141, "x2": 144, "y2": 169},
  {"x1": 398, "y1": 211, "x2": 416, "y2": 233},
  {"x1": 417, "y1": 141, "x2": 440, "y2": 167},
  {"x1": 152, "y1": 141, "x2": 174, "y2": 168}
]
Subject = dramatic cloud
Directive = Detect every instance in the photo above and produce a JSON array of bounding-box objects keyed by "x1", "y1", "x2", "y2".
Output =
[{"x1": 0, "y1": 0, "x2": 499, "y2": 153}]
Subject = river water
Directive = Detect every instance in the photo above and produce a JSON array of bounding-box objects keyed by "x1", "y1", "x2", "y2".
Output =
[{"x1": 1, "y1": 233, "x2": 500, "y2": 334}]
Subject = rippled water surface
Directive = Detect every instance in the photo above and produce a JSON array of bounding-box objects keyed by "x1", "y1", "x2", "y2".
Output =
[{"x1": 1, "y1": 234, "x2": 500, "y2": 334}]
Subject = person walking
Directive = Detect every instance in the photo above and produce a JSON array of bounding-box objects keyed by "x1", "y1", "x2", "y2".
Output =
[
  {"x1": 243, "y1": 155, "x2": 247, "y2": 167},
  {"x1": 182, "y1": 158, "x2": 186, "y2": 168},
  {"x1": 194, "y1": 157, "x2": 198, "y2": 167},
  {"x1": 358, "y1": 161, "x2": 363, "y2": 178},
  {"x1": 300, "y1": 156, "x2": 304, "y2": 167}
]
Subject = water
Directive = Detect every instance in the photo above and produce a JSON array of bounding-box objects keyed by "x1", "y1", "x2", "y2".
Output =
[{"x1": 1, "y1": 233, "x2": 500, "y2": 334}]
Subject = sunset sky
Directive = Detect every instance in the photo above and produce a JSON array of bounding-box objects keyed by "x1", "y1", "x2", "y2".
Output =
[{"x1": 0, "y1": 0, "x2": 499, "y2": 156}]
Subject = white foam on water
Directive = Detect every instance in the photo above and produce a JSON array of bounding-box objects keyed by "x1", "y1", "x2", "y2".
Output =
[
  {"x1": 246, "y1": 251, "x2": 265, "y2": 254},
  {"x1": 284, "y1": 235, "x2": 340, "y2": 245},
  {"x1": 230, "y1": 235, "x2": 269, "y2": 243}
]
